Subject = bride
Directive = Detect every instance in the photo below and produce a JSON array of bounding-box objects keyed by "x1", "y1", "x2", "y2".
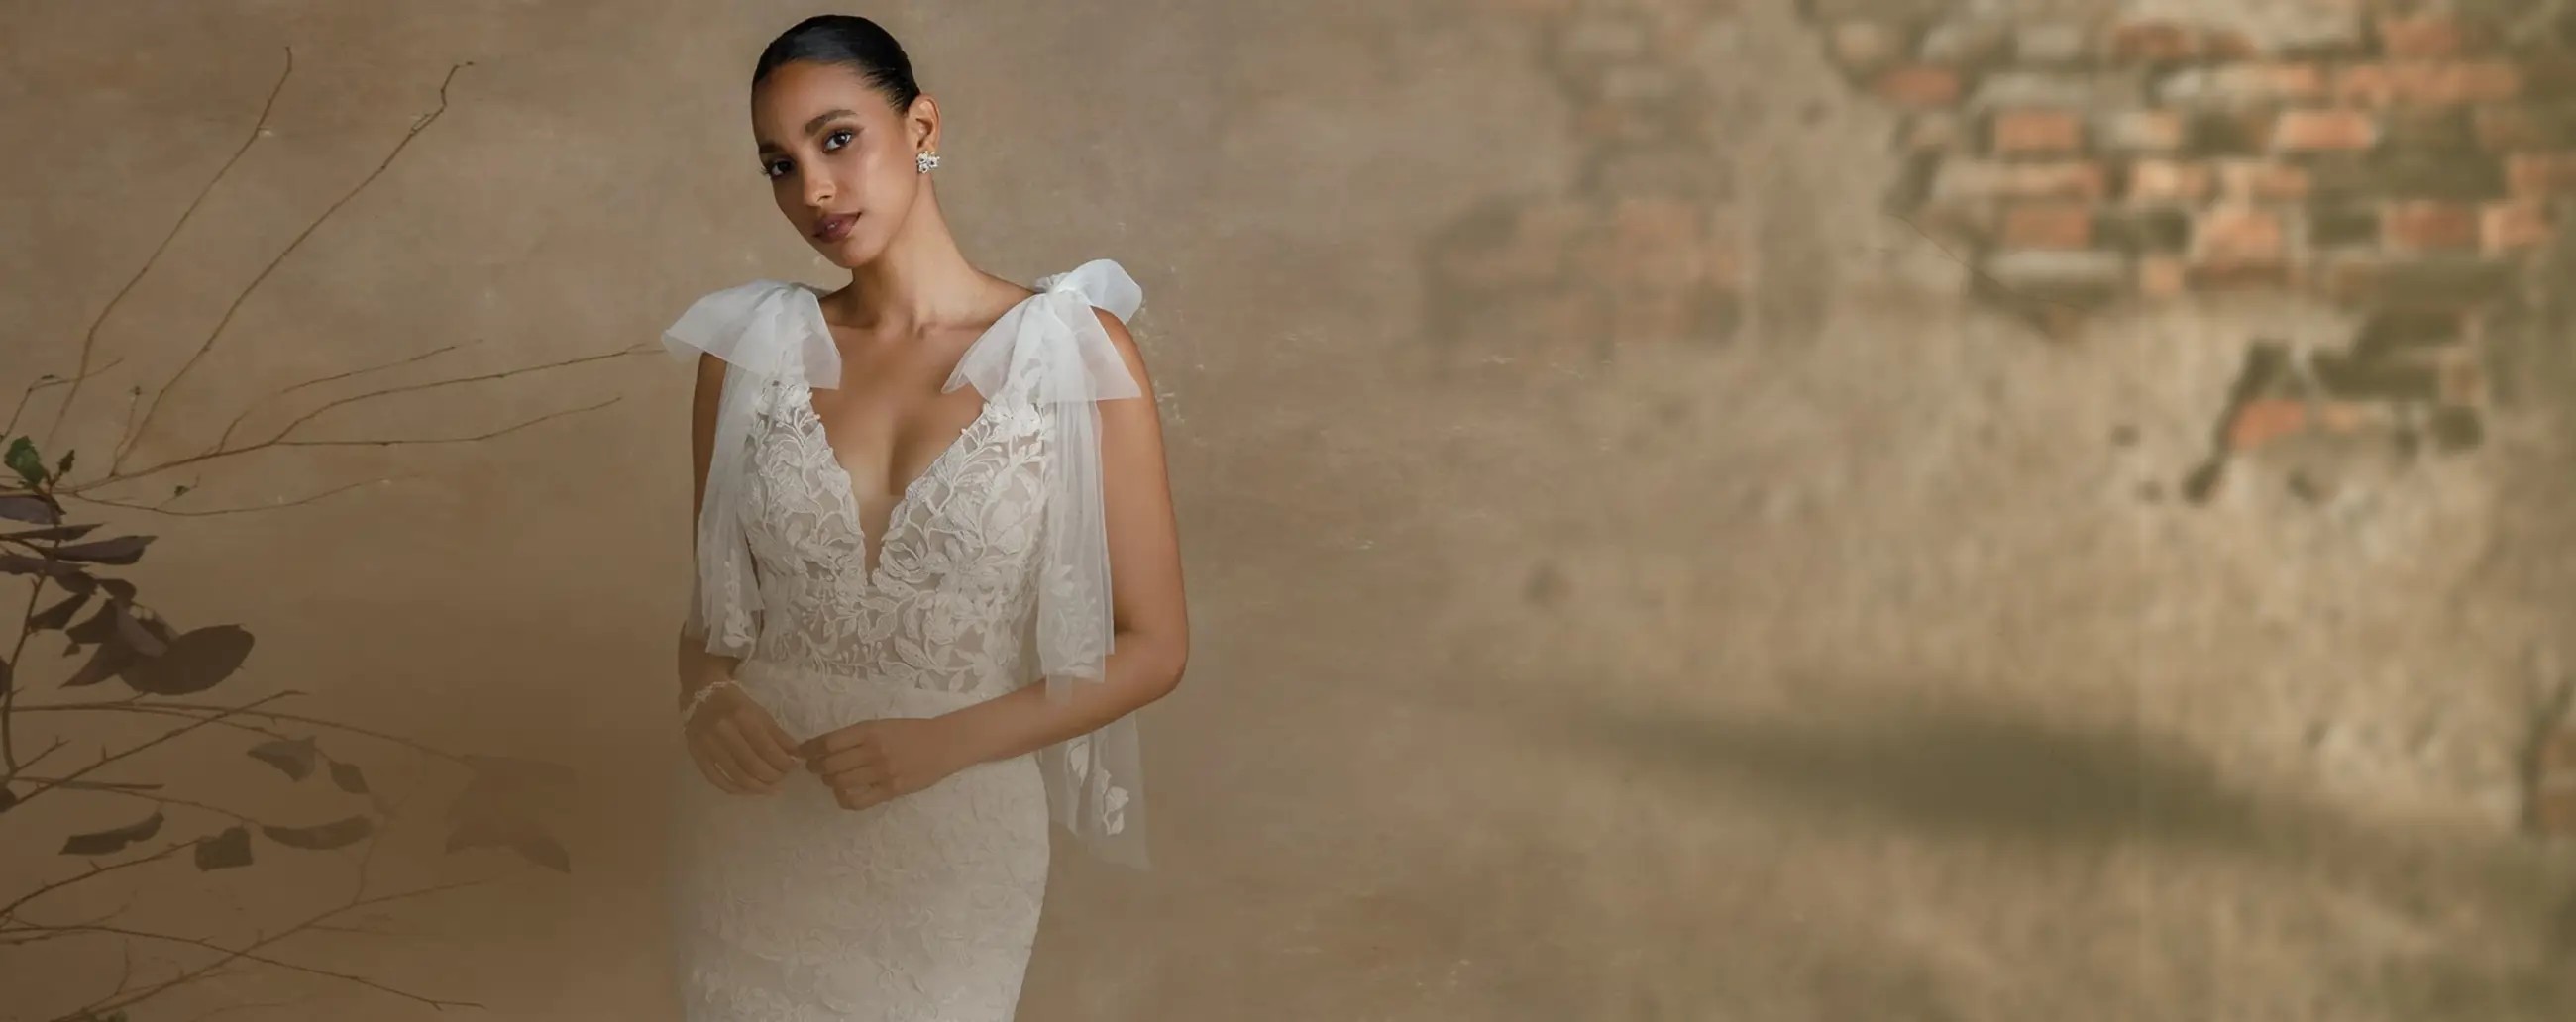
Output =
[{"x1": 656, "y1": 14, "x2": 1189, "y2": 1020}]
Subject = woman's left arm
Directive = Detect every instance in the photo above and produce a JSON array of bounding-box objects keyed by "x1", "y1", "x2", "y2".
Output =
[{"x1": 926, "y1": 307, "x2": 1190, "y2": 766}]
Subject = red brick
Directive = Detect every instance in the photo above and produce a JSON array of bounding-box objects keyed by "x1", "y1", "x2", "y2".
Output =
[
  {"x1": 2507, "y1": 153, "x2": 2576, "y2": 196},
  {"x1": 2271, "y1": 109, "x2": 2380, "y2": 152},
  {"x1": 2335, "y1": 62, "x2": 2522, "y2": 107},
  {"x1": 1874, "y1": 64, "x2": 1962, "y2": 108},
  {"x1": 1991, "y1": 109, "x2": 2087, "y2": 153},
  {"x1": 1829, "y1": 22, "x2": 1910, "y2": 73},
  {"x1": 2109, "y1": 19, "x2": 2199, "y2": 63},
  {"x1": 2467, "y1": 105, "x2": 2576, "y2": 151},
  {"x1": 1934, "y1": 160, "x2": 2110, "y2": 202},
  {"x1": 2483, "y1": 201, "x2": 2552, "y2": 256},
  {"x1": 2228, "y1": 399, "x2": 2310, "y2": 451},
  {"x1": 2218, "y1": 160, "x2": 2311, "y2": 203},
  {"x1": 2194, "y1": 206, "x2": 2289, "y2": 265},
  {"x1": 2102, "y1": 110, "x2": 2185, "y2": 153},
  {"x1": 2375, "y1": 15, "x2": 2468, "y2": 59},
  {"x1": 2383, "y1": 201, "x2": 2480, "y2": 252},
  {"x1": 2000, "y1": 203, "x2": 2094, "y2": 249},
  {"x1": 2127, "y1": 160, "x2": 2214, "y2": 203}
]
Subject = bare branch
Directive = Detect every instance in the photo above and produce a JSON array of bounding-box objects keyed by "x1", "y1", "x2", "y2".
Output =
[
  {"x1": 68, "y1": 875, "x2": 496, "y2": 1021},
  {"x1": 49, "y1": 48, "x2": 295, "y2": 448},
  {"x1": 212, "y1": 342, "x2": 468, "y2": 453},
  {"x1": 17, "y1": 774, "x2": 267, "y2": 825},
  {"x1": 6, "y1": 358, "x2": 126, "y2": 441},
  {"x1": 16, "y1": 698, "x2": 471, "y2": 765},
  {"x1": 20, "y1": 923, "x2": 480, "y2": 1011},
  {"x1": 115, "y1": 59, "x2": 474, "y2": 474},
  {"x1": 275, "y1": 395, "x2": 621, "y2": 449},
  {"x1": 84, "y1": 343, "x2": 644, "y2": 491},
  {"x1": 64, "y1": 476, "x2": 405, "y2": 519},
  {"x1": 8, "y1": 693, "x2": 291, "y2": 812},
  {"x1": 0, "y1": 841, "x2": 188, "y2": 923}
]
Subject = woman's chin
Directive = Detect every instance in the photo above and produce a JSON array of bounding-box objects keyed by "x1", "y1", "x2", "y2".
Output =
[{"x1": 807, "y1": 233, "x2": 883, "y2": 269}]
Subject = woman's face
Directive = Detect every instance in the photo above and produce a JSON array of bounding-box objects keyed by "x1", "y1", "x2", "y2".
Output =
[{"x1": 749, "y1": 60, "x2": 933, "y2": 269}]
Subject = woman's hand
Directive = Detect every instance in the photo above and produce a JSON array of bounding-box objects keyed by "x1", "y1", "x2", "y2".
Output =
[
  {"x1": 683, "y1": 684, "x2": 805, "y2": 796},
  {"x1": 800, "y1": 716, "x2": 972, "y2": 812}
]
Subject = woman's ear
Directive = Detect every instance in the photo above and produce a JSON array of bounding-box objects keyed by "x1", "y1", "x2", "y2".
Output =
[{"x1": 908, "y1": 94, "x2": 942, "y2": 153}]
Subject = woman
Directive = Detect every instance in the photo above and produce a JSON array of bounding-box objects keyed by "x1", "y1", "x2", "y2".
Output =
[{"x1": 658, "y1": 14, "x2": 1188, "y2": 1020}]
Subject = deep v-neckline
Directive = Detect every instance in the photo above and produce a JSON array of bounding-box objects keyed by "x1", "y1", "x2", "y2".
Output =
[
  {"x1": 793, "y1": 379, "x2": 999, "y2": 580},
  {"x1": 791, "y1": 287, "x2": 1039, "y2": 579}
]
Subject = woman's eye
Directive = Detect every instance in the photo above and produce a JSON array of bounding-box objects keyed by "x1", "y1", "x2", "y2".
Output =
[
  {"x1": 762, "y1": 159, "x2": 789, "y2": 179},
  {"x1": 823, "y1": 129, "x2": 854, "y2": 151}
]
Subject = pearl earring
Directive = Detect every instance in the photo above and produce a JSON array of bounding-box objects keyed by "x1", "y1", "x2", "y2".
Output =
[{"x1": 916, "y1": 151, "x2": 941, "y2": 174}]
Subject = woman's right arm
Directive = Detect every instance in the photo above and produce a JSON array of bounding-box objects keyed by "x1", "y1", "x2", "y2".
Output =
[{"x1": 677, "y1": 352, "x2": 802, "y2": 794}]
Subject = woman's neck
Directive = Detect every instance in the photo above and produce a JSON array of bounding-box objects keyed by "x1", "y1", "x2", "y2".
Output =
[{"x1": 826, "y1": 193, "x2": 996, "y2": 338}]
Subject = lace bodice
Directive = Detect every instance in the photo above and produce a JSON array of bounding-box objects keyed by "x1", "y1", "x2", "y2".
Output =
[
  {"x1": 740, "y1": 373, "x2": 1054, "y2": 697},
  {"x1": 663, "y1": 259, "x2": 1155, "y2": 870}
]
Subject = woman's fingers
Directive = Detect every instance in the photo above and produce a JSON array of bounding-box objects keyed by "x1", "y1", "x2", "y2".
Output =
[
  {"x1": 736, "y1": 712, "x2": 804, "y2": 776},
  {"x1": 710, "y1": 719, "x2": 787, "y2": 790},
  {"x1": 687, "y1": 736, "x2": 752, "y2": 795}
]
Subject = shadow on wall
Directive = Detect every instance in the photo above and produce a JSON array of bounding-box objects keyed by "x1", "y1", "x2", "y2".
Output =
[{"x1": 1531, "y1": 677, "x2": 2576, "y2": 1017}]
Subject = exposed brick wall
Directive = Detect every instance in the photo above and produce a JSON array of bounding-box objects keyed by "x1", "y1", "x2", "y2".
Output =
[
  {"x1": 1801, "y1": 0, "x2": 2576, "y2": 839},
  {"x1": 1800, "y1": 2, "x2": 2576, "y2": 463}
]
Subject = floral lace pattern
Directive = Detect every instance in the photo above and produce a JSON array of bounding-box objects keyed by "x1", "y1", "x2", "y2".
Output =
[{"x1": 670, "y1": 372, "x2": 1065, "y2": 1021}]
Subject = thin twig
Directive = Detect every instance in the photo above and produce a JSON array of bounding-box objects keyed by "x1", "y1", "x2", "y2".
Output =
[
  {"x1": 212, "y1": 342, "x2": 468, "y2": 452},
  {"x1": 6, "y1": 358, "x2": 126, "y2": 441},
  {"x1": 16, "y1": 699, "x2": 471, "y2": 765},
  {"x1": 7, "y1": 693, "x2": 290, "y2": 811},
  {"x1": 88, "y1": 344, "x2": 641, "y2": 489},
  {"x1": 16, "y1": 775, "x2": 266, "y2": 825},
  {"x1": 64, "y1": 476, "x2": 405, "y2": 519},
  {"x1": 273, "y1": 395, "x2": 621, "y2": 449},
  {"x1": 0, "y1": 841, "x2": 188, "y2": 923},
  {"x1": 49, "y1": 50, "x2": 295, "y2": 448},
  {"x1": 20, "y1": 923, "x2": 477, "y2": 1010},
  {"x1": 68, "y1": 876, "x2": 496, "y2": 1021},
  {"x1": 115, "y1": 59, "x2": 473, "y2": 473}
]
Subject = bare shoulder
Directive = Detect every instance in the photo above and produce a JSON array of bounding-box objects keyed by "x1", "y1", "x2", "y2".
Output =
[{"x1": 1088, "y1": 307, "x2": 1155, "y2": 393}]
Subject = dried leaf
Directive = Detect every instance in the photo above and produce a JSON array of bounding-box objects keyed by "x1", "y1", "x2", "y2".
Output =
[
  {"x1": 5, "y1": 437, "x2": 44, "y2": 487},
  {"x1": 1, "y1": 523, "x2": 97, "y2": 543},
  {"x1": 248, "y1": 736, "x2": 320, "y2": 781},
  {"x1": 0, "y1": 554, "x2": 82, "y2": 579},
  {"x1": 194, "y1": 825, "x2": 254, "y2": 870},
  {"x1": 54, "y1": 449, "x2": 74, "y2": 477},
  {"x1": 510, "y1": 832, "x2": 571, "y2": 872},
  {"x1": 0, "y1": 494, "x2": 57, "y2": 525},
  {"x1": 112, "y1": 602, "x2": 168, "y2": 658},
  {"x1": 98, "y1": 578, "x2": 136, "y2": 602},
  {"x1": 29, "y1": 591, "x2": 89, "y2": 631},
  {"x1": 330, "y1": 761, "x2": 369, "y2": 794},
  {"x1": 61, "y1": 810, "x2": 164, "y2": 856},
  {"x1": 261, "y1": 815, "x2": 374, "y2": 850},
  {"x1": 64, "y1": 602, "x2": 119, "y2": 646},
  {"x1": 54, "y1": 535, "x2": 153, "y2": 565},
  {"x1": 61, "y1": 642, "x2": 134, "y2": 688},
  {"x1": 123, "y1": 625, "x2": 254, "y2": 695}
]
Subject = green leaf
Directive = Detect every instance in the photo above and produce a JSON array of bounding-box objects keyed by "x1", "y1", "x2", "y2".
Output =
[
  {"x1": 248, "y1": 736, "x2": 320, "y2": 781},
  {"x1": 4, "y1": 437, "x2": 45, "y2": 487},
  {"x1": 61, "y1": 810, "x2": 164, "y2": 856},
  {"x1": 194, "y1": 826, "x2": 255, "y2": 870},
  {"x1": 261, "y1": 815, "x2": 375, "y2": 851},
  {"x1": 54, "y1": 448, "x2": 74, "y2": 477}
]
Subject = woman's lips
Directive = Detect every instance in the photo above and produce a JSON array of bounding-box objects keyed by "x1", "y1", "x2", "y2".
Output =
[{"x1": 813, "y1": 213, "x2": 856, "y2": 242}]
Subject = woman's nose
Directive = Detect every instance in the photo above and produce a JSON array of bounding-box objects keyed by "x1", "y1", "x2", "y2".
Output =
[{"x1": 805, "y1": 178, "x2": 834, "y2": 207}]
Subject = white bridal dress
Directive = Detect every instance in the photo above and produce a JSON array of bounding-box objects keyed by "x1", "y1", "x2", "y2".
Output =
[{"x1": 659, "y1": 259, "x2": 1153, "y2": 1021}]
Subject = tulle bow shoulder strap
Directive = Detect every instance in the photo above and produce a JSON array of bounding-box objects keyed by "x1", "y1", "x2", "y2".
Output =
[
  {"x1": 944, "y1": 258, "x2": 1157, "y2": 869},
  {"x1": 660, "y1": 279, "x2": 841, "y2": 658}
]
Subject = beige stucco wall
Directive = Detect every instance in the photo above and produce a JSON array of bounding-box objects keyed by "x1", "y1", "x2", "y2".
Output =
[{"x1": 7, "y1": 1, "x2": 2576, "y2": 1020}]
